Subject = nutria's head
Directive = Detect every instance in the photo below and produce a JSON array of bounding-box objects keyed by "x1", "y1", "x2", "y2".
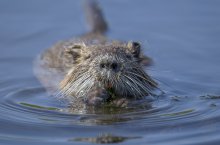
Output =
[{"x1": 59, "y1": 41, "x2": 157, "y2": 101}]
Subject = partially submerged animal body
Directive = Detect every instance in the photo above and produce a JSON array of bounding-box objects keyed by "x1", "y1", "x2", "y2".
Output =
[{"x1": 34, "y1": 0, "x2": 158, "y2": 109}]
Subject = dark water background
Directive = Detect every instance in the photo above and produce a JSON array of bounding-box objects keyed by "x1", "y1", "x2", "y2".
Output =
[{"x1": 1, "y1": 0, "x2": 220, "y2": 145}]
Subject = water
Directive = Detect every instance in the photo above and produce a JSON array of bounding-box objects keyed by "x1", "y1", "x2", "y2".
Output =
[{"x1": 1, "y1": 0, "x2": 220, "y2": 144}]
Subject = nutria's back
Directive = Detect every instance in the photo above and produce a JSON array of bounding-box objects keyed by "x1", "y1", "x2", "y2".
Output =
[{"x1": 34, "y1": 0, "x2": 157, "y2": 108}]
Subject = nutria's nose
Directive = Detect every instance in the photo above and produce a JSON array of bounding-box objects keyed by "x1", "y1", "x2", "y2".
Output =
[{"x1": 100, "y1": 61, "x2": 120, "y2": 72}]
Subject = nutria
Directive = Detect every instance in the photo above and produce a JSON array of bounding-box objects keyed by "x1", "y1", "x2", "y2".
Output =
[{"x1": 34, "y1": 0, "x2": 158, "y2": 107}]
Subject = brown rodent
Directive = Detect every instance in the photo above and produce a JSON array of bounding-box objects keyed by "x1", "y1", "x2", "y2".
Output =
[{"x1": 34, "y1": 0, "x2": 157, "y2": 107}]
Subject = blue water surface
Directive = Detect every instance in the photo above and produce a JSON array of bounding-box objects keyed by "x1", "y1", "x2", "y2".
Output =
[{"x1": 0, "y1": 0, "x2": 220, "y2": 145}]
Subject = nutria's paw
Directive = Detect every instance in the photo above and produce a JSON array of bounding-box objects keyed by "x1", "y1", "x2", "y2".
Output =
[
  {"x1": 110, "y1": 98, "x2": 129, "y2": 108},
  {"x1": 86, "y1": 97, "x2": 103, "y2": 106},
  {"x1": 85, "y1": 88, "x2": 110, "y2": 106}
]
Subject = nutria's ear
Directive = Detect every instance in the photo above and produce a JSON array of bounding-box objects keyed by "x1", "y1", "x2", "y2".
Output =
[
  {"x1": 64, "y1": 43, "x2": 86, "y2": 57},
  {"x1": 127, "y1": 41, "x2": 141, "y2": 57}
]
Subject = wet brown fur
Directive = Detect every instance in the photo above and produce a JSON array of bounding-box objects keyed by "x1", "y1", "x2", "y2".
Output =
[{"x1": 34, "y1": 0, "x2": 157, "y2": 108}]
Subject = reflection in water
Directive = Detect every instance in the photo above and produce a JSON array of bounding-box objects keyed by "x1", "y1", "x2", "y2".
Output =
[
  {"x1": 20, "y1": 102, "x2": 59, "y2": 111},
  {"x1": 70, "y1": 133, "x2": 140, "y2": 144},
  {"x1": 66, "y1": 98, "x2": 153, "y2": 114}
]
